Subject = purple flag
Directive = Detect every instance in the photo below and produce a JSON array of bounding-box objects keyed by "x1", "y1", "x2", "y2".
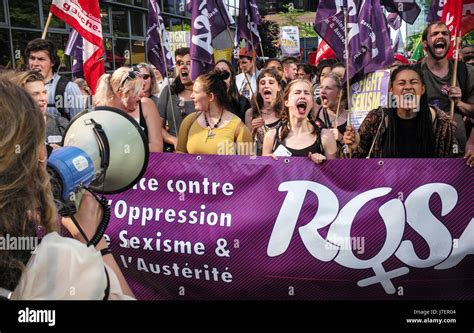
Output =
[
  {"x1": 427, "y1": 0, "x2": 444, "y2": 23},
  {"x1": 387, "y1": 12, "x2": 401, "y2": 30},
  {"x1": 65, "y1": 29, "x2": 83, "y2": 77},
  {"x1": 364, "y1": 0, "x2": 394, "y2": 74},
  {"x1": 147, "y1": 0, "x2": 173, "y2": 78},
  {"x1": 187, "y1": 0, "x2": 235, "y2": 81},
  {"x1": 381, "y1": 0, "x2": 421, "y2": 25},
  {"x1": 235, "y1": 0, "x2": 262, "y2": 53},
  {"x1": 314, "y1": 0, "x2": 393, "y2": 80}
]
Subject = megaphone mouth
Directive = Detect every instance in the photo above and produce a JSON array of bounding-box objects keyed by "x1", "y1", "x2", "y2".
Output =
[{"x1": 62, "y1": 106, "x2": 149, "y2": 194}]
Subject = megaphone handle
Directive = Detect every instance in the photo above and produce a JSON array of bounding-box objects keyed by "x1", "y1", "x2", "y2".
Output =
[
  {"x1": 88, "y1": 194, "x2": 111, "y2": 247},
  {"x1": 68, "y1": 189, "x2": 110, "y2": 247}
]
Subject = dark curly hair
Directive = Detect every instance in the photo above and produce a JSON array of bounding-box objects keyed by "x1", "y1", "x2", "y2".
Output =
[
  {"x1": 25, "y1": 38, "x2": 61, "y2": 72},
  {"x1": 251, "y1": 68, "x2": 284, "y2": 118}
]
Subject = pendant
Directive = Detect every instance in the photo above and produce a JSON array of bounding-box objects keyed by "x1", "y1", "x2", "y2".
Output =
[{"x1": 207, "y1": 129, "x2": 215, "y2": 139}]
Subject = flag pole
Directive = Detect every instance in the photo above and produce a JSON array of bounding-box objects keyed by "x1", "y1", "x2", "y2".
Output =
[
  {"x1": 42, "y1": 12, "x2": 53, "y2": 39},
  {"x1": 156, "y1": 25, "x2": 179, "y2": 138},
  {"x1": 449, "y1": 28, "x2": 461, "y2": 120},
  {"x1": 335, "y1": 93, "x2": 343, "y2": 130},
  {"x1": 344, "y1": 9, "x2": 352, "y2": 158},
  {"x1": 248, "y1": 31, "x2": 263, "y2": 117}
]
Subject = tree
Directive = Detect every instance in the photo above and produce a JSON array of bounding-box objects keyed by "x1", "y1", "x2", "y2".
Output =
[
  {"x1": 277, "y1": 4, "x2": 317, "y2": 38},
  {"x1": 406, "y1": 31, "x2": 422, "y2": 52},
  {"x1": 258, "y1": 18, "x2": 280, "y2": 58}
]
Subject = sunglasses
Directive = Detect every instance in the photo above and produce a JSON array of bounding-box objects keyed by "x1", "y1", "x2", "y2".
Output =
[
  {"x1": 120, "y1": 66, "x2": 140, "y2": 88},
  {"x1": 142, "y1": 74, "x2": 151, "y2": 80}
]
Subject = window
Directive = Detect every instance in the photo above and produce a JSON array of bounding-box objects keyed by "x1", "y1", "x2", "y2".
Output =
[
  {"x1": 101, "y1": 6, "x2": 111, "y2": 35},
  {"x1": 103, "y1": 37, "x2": 114, "y2": 71},
  {"x1": 112, "y1": 8, "x2": 129, "y2": 37},
  {"x1": 47, "y1": 33, "x2": 71, "y2": 72},
  {"x1": 130, "y1": 10, "x2": 144, "y2": 36},
  {"x1": 114, "y1": 39, "x2": 131, "y2": 67},
  {"x1": 162, "y1": 0, "x2": 175, "y2": 14},
  {"x1": 0, "y1": 29, "x2": 11, "y2": 69},
  {"x1": 9, "y1": 0, "x2": 40, "y2": 28},
  {"x1": 0, "y1": 0, "x2": 5, "y2": 23},
  {"x1": 112, "y1": 0, "x2": 146, "y2": 7},
  {"x1": 131, "y1": 39, "x2": 145, "y2": 65},
  {"x1": 12, "y1": 30, "x2": 39, "y2": 70}
]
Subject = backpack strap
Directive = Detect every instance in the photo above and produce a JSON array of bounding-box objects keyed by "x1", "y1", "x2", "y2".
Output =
[{"x1": 48, "y1": 75, "x2": 70, "y2": 120}]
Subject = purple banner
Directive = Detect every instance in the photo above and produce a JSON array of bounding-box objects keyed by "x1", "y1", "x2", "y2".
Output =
[
  {"x1": 187, "y1": 0, "x2": 234, "y2": 81},
  {"x1": 235, "y1": 0, "x2": 262, "y2": 52},
  {"x1": 314, "y1": 0, "x2": 393, "y2": 80},
  {"x1": 427, "y1": 0, "x2": 444, "y2": 23},
  {"x1": 65, "y1": 29, "x2": 83, "y2": 77},
  {"x1": 381, "y1": 0, "x2": 421, "y2": 25},
  {"x1": 106, "y1": 154, "x2": 474, "y2": 300},
  {"x1": 147, "y1": 0, "x2": 173, "y2": 78}
]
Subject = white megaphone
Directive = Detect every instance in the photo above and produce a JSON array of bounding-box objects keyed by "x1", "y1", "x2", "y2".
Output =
[{"x1": 47, "y1": 106, "x2": 149, "y2": 204}]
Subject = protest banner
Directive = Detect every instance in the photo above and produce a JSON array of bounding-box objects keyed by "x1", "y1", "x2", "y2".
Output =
[
  {"x1": 168, "y1": 31, "x2": 190, "y2": 58},
  {"x1": 350, "y1": 69, "x2": 391, "y2": 130},
  {"x1": 280, "y1": 26, "x2": 300, "y2": 57},
  {"x1": 106, "y1": 154, "x2": 474, "y2": 300}
]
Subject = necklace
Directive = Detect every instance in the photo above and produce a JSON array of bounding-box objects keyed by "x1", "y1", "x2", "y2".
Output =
[{"x1": 204, "y1": 110, "x2": 223, "y2": 139}]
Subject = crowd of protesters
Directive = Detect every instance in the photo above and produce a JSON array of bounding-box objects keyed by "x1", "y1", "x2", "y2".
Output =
[
  {"x1": 1, "y1": 20, "x2": 474, "y2": 301},
  {"x1": 2, "y1": 23, "x2": 474, "y2": 164},
  {"x1": 1, "y1": 21, "x2": 474, "y2": 165}
]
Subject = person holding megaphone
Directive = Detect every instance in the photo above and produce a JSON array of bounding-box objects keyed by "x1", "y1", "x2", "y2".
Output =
[{"x1": 0, "y1": 78, "x2": 135, "y2": 300}]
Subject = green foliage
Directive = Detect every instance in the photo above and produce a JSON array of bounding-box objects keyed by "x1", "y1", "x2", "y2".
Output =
[
  {"x1": 277, "y1": 4, "x2": 317, "y2": 38},
  {"x1": 406, "y1": 31, "x2": 422, "y2": 52},
  {"x1": 171, "y1": 23, "x2": 191, "y2": 32},
  {"x1": 259, "y1": 19, "x2": 281, "y2": 58}
]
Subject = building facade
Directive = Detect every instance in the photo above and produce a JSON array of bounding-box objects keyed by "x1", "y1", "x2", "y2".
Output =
[
  {"x1": 255, "y1": 0, "x2": 317, "y2": 15},
  {"x1": 0, "y1": 0, "x2": 239, "y2": 74}
]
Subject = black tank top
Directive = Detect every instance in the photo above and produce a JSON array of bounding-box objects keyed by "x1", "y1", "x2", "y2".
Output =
[
  {"x1": 273, "y1": 123, "x2": 324, "y2": 157},
  {"x1": 138, "y1": 101, "x2": 149, "y2": 138},
  {"x1": 316, "y1": 108, "x2": 346, "y2": 135}
]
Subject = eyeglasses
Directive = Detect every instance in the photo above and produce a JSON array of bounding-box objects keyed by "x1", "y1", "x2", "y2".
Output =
[
  {"x1": 142, "y1": 74, "x2": 150, "y2": 80},
  {"x1": 120, "y1": 66, "x2": 140, "y2": 88}
]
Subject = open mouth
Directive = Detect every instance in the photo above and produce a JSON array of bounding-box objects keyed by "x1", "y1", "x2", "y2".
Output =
[
  {"x1": 263, "y1": 89, "x2": 272, "y2": 97},
  {"x1": 434, "y1": 40, "x2": 446, "y2": 51},
  {"x1": 181, "y1": 70, "x2": 189, "y2": 78},
  {"x1": 296, "y1": 99, "x2": 308, "y2": 114},
  {"x1": 320, "y1": 94, "x2": 328, "y2": 104}
]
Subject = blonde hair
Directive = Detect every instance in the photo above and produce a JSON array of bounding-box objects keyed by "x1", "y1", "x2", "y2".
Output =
[
  {"x1": 94, "y1": 67, "x2": 143, "y2": 107},
  {"x1": 137, "y1": 63, "x2": 159, "y2": 96},
  {"x1": 9, "y1": 70, "x2": 45, "y2": 87},
  {"x1": 0, "y1": 78, "x2": 58, "y2": 291},
  {"x1": 73, "y1": 78, "x2": 92, "y2": 95}
]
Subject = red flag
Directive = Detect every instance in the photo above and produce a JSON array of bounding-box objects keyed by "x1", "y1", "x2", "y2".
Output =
[
  {"x1": 315, "y1": 40, "x2": 336, "y2": 65},
  {"x1": 441, "y1": 0, "x2": 463, "y2": 58},
  {"x1": 50, "y1": 0, "x2": 104, "y2": 94},
  {"x1": 462, "y1": 0, "x2": 474, "y2": 35}
]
